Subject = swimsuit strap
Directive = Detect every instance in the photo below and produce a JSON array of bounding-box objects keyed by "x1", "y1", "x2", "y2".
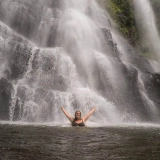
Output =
[{"x1": 72, "y1": 119, "x2": 85, "y2": 126}]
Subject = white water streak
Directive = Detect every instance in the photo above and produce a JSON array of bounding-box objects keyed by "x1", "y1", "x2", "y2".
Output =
[
  {"x1": 1, "y1": 0, "x2": 159, "y2": 125},
  {"x1": 133, "y1": 0, "x2": 160, "y2": 62}
]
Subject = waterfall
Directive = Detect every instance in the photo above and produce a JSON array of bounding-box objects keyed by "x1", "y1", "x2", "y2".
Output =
[
  {"x1": 0, "y1": 0, "x2": 160, "y2": 125},
  {"x1": 133, "y1": 0, "x2": 160, "y2": 62}
]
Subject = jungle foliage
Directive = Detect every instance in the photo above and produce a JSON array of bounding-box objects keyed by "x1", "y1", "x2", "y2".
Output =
[{"x1": 102, "y1": 0, "x2": 160, "y2": 59}]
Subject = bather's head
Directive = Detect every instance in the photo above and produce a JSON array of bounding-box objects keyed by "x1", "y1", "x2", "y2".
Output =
[{"x1": 75, "y1": 110, "x2": 81, "y2": 120}]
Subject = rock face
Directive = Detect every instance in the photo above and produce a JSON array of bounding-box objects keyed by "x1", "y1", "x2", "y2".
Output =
[
  {"x1": 104, "y1": 0, "x2": 138, "y2": 46},
  {"x1": 0, "y1": 78, "x2": 13, "y2": 120},
  {"x1": 0, "y1": 0, "x2": 60, "y2": 47},
  {"x1": 145, "y1": 72, "x2": 160, "y2": 105},
  {"x1": 100, "y1": 28, "x2": 160, "y2": 121},
  {"x1": 0, "y1": 0, "x2": 160, "y2": 123},
  {"x1": 9, "y1": 44, "x2": 32, "y2": 80}
]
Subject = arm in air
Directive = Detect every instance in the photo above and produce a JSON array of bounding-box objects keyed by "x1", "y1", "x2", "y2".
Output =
[
  {"x1": 82, "y1": 107, "x2": 96, "y2": 122},
  {"x1": 61, "y1": 107, "x2": 74, "y2": 122}
]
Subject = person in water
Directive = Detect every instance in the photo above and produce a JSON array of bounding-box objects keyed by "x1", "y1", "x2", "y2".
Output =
[{"x1": 61, "y1": 107, "x2": 96, "y2": 126}]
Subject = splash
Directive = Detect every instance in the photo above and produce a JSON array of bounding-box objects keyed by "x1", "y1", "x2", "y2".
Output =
[{"x1": 0, "y1": 0, "x2": 160, "y2": 125}]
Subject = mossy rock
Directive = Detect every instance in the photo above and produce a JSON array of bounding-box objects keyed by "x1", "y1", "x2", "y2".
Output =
[
  {"x1": 103, "y1": 0, "x2": 139, "y2": 46},
  {"x1": 100, "y1": 0, "x2": 160, "y2": 60}
]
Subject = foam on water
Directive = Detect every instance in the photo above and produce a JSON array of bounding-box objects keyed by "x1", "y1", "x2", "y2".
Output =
[{"x1": 1, "y1": 120, "x2": 160, "y2": 130}]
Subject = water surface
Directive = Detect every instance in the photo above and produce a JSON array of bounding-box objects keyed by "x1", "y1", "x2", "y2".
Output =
[{"x1": 0, "y1": 123, "x2": 160, "y2": 160}]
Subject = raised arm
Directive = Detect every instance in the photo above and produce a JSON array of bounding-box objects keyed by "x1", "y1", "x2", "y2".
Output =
[
  {"x1": 61, "y1": 107, "x2": 74, "y2": 123},
  {"x1": 82, "y1": 107, "x2": 96, "y2": 122}
]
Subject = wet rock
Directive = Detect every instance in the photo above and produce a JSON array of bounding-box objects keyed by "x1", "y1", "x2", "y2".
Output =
[
  {"x1": 144, "y1": 72, "x2": 160, "y2": 106},
  {"x1": 101, "y1": 28, "x2": 113, "y2": 52},
  {"x1": 152, "y1": 73, "x2": 160, "y2": 82},
  {"x1": 0, "y1": 0, "x2": 61, "y2": 47},
  {"x1": 101, "y1": 28, "x2": 121, "y2": 59},
  {"x1": 9, "y1": 43, "x2": 32, "y2": 80},
  {"x1": 0, "y1": 0, "x2": 41, "y2": 40},
  {"x1": 47, "y1": 19, "x2": 59, "y2": 47},
  {"x1": 13, "y1": 97, "x2": 22, "y2": 121},
  {"x1": 0, "y1": 78, "x2": 13, "y2": 120},
  {"x1": 0, "y1": 0, "x2": 160, "y2": 123}
]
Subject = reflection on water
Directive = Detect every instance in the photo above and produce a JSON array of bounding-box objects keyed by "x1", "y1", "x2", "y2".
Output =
[{"x1": 0, "y1": 124, "x2": 160, "y2": 160}]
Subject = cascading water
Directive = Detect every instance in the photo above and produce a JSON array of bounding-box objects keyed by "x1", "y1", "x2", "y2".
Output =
[
  {"x1": 133, "y1": 0, "x2": 160, "y2": 62},
  {"x1": 0, "y1": 0, "x2": 160, "y2": 126}
]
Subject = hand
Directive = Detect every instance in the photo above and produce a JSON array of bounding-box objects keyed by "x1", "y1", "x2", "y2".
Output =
[{"x1": 93, "y1": 107, "x2": 97, "y2": 112}]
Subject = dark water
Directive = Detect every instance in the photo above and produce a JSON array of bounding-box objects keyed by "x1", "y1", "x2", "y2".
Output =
[{"x1": 0, "y1": 124, "x2": 160, "y2": 160}]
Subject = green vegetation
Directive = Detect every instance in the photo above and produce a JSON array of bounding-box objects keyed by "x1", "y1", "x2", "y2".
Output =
[
  {"x1": 104, "y1": 0, "x2": 139, "y2": 46},
  {"x1": 98, "y1": 0, "x2": 160, "y2": 60},
  {"x1": 139, "y1": 51, "x2": 156, "y2": 60}
]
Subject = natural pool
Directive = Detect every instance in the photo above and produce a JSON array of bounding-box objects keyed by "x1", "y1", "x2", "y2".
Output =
[{"x1": 0, "y1": 123, "x2": 160, "y2": 160}]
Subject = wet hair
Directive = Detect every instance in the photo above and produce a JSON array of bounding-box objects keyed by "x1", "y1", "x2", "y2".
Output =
[{"x1": 74, "y1": 110, "x2": 81, "y2": 120}]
